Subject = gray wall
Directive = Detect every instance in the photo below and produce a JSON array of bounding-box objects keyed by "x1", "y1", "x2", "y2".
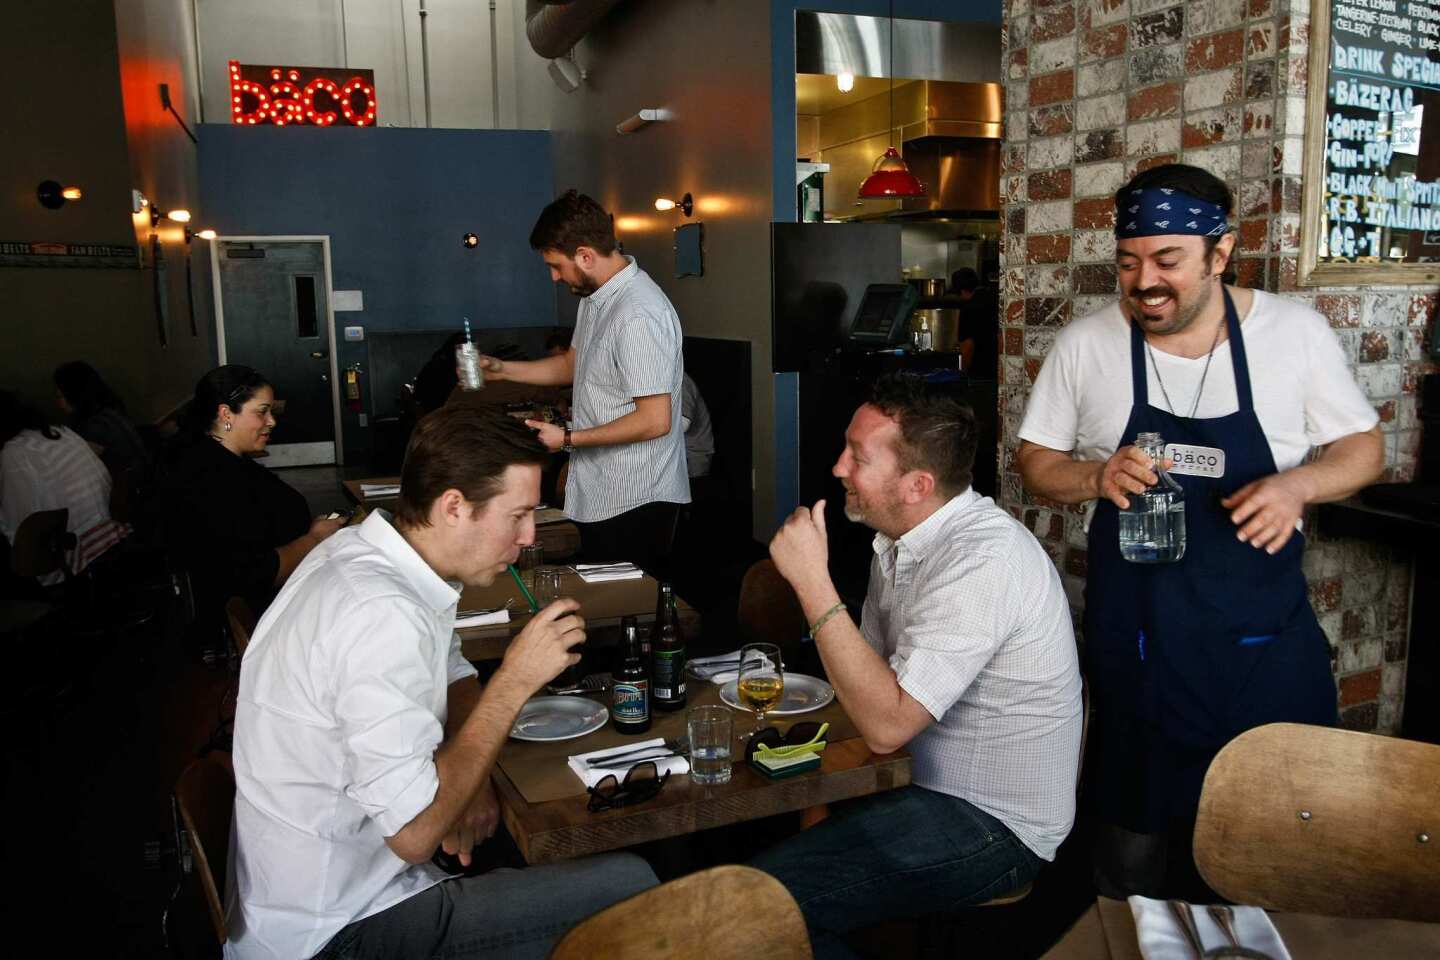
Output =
[{"x1": 550, "y1": 0, "x2": 776, "y2": 539}]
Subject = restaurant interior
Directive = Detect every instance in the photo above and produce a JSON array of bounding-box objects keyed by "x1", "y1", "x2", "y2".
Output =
[{"x1": 4, "y1": 0, "x2": 1439, "y2": 957}]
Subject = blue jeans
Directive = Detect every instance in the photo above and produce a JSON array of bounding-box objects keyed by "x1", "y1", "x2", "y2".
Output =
[
  {"x1": 749, "y1": 786, "x2": 1043, "y2": 960},
  {"x1": 312, "y1": 853, "x2": 656, "y2": 959}
]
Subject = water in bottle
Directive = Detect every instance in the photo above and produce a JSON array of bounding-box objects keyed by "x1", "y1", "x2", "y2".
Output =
[
  {"x1": 456, "y1": 318, "x2": 485, "y2": 391},
  {"x1": 1118, "y1": 431, "x2": 1186, "y2": 563}
]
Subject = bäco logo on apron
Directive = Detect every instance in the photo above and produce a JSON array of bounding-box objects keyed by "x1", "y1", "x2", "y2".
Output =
[{"x1": 1163, "y1": 443, "x2": 1226, "y2": 479}]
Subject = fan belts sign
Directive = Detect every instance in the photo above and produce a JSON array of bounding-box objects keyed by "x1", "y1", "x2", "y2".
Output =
[{"x1": 228, "y1": 60, "x2": 377, "y2": 127}]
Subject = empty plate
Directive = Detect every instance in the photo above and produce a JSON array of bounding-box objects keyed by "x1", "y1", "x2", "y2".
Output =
[
  {"x1": 719, "y1": 673, "x2": 835, "y2": 716},
  {"x1": 510, "y1": 696, "x2": 608, "y2": 742}
]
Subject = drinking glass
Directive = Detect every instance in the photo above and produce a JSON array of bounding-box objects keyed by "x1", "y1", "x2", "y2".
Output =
[
  {"x1": 736, "y1": 643, "x2": 784, "y2": 739},
  {"x1": 533, "y1": 567, "x2": 565, "y2": 607},
  {"x1": 517, "y1": 543, "x2": 544, "y2": 589},
  {"x1": 686, "y1": 705, "x2": 734, "y2": 786}
]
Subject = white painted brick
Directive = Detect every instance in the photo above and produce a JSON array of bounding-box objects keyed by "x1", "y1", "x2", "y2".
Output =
[
  {"x1": 1133, "y1": 0, "x2": 1180, "y2": 13},
  {"x1": 1241, "y1": 139, "x2": 1272, "y2": 178},
  {"x1": 1026, "y1": 266, "x2": 1070, "y2": 295},
  {"x1": 1007, "y1": 110, "x2": 1031, "y2": 141},
  {"x1": 1031, "y1": 36, "x2": 1077, "y2": 74},
  {"x1": 1355, "y1": 363, "x2": 1403, "y2": 399},
  {"x1": 1076, "y1": 93, "x2": 1126, "y2": 131},
  {"x1": 1382, "y1": 661, "x2": 1407, "y2": 697},
  {"x1": 1074, "y1": 294, "x2": 1114, "y2": 317},
  {"x1": 1074, "y1": 230, "x2": 1116, "y2": 262},
  {"x1": 1183, "y1": 143, "x2": 1241, "y2": 180},
  {"x1": 1028, "y1": 135, "x2": 1074, "y2": 169},
  {"x1": 1028, "y1": 199, "x2": 1074, "y2": 233},
  {"x1": 1005, "y1": 234, "x2": 1026, "y2": 264},
  {"x1": 1004, "y1": 175, "x2": 1027, "y2": 204},
  {"x1": 1365, "y1": 293, "x2": 1410, "y2": 328},
  {"x1": 1024, "y1": 328, "x2": 1059, "y2": 355},
  {"x1": 1279, "y1": 95, "x2": 1307, "y2": 136},
  {"x1": 1127, "y1": 118, "x2": 1180, "y2": 156},
  {"x1": 1074, "y1": 161, "x2": 1126, "y2": 197},
  {"x1": 1085, "y1": 0, "x2": 1131, "y2": 28},
  {"x1": 1077, "y1": 58, "x2": 1128, "y2": 98},
  {"x1": 1186, "y1": 0, "x2": 1246, "y2": 35},
  {"x1": 1184, "y1": 67, "x2": 1242, "y2": 111},
  {"x1": 1280, "y1": 135, "x2": 1305, "y2": 175}
]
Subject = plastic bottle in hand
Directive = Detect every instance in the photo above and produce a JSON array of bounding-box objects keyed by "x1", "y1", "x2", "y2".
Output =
[{"x1": 456, "y1": 318, "x2": 485, "y2": 391}]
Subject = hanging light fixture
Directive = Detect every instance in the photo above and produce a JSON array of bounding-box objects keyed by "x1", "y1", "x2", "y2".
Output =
[{"x1": 858, "y1": 0, "x2": 925, "y2": 200}]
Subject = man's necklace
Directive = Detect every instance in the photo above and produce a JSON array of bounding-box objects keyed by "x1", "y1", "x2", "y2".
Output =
[{"x1": 1145, "y1": 315, "x2": 1225, "y2": 420}]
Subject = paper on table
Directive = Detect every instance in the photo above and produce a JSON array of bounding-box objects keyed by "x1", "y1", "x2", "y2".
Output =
[
  {"x1": 455, "y1": 608, "x2": 510, "y2": 628},
  {"x1": 575, "y1": 563, "x2": 644, "y2": 583},
  {"x1": 568, "y1": 738, "x2": 690, "y2": 789},
  {"x1": 360, "y1": 484, "x2": 401, "y2": 499},
  {"x1": 1129, "y1": 896, "x2": 1291, "y2": 960},
  {"x1": 689, "y1": 649, "x2": 772, "y2": 681}
]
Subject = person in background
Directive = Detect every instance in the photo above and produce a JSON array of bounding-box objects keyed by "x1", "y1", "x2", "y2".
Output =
[
  {"x1": 751, "y1": 375, "x2": 1083, "y2": 957},
  {"x1": 159, "y1": 365, "x2": 343, "y2": 652},
  {"x1": 477, "y1": 190, "x2": 689, "y2": 574},
  {"x1": 948, "y1": 267, "x2": 999, "y2": 379},
  {"x1": 1016, "y1": 162, "x2": 1384, "y2": 898},
  {"x1": 680, "y1": 373, "x2": 714, "y2": 484},
  {"x1": 226, "y1": 404, "x2": 656, "y2": 959},
  {"x1": 0, "y1": 389, "x2": 125, "y2": 583},
  {"x1": 413, "y1": 332, "x2": 468, "y2": 414},
  {"x1": 53, "y1": 361, "x2": 150, "y2": 477}
]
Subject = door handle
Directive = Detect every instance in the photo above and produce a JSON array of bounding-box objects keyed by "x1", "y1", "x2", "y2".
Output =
[
  {"x1": 310, "y1": 351, "x2": 328, "y2": 359},
  {"x1": 321, "y1": 373, "x2": 329, "y2": 382}
]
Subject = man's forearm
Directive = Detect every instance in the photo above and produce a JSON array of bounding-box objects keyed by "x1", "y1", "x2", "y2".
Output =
[
  {"x1": 1284, "y1": 427, "x2": 1385, "y2": 505},
  {"x1": 445, "y1": 675, "x2": 483, "y2": 740},
  {"x1": 489, "y1": 353, "x2": 573, "y2": 386},
  {"x1": 572, "y1": 400, "x2": 669, "y2": 447},
  {"x1": 1017, "y1": 443, "x2": 1103, "y2": 504}
]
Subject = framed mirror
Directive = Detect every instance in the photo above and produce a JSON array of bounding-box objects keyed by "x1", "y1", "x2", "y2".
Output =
[{"x1": 675, "y1": 222, "x2": 704, "y2": 278}]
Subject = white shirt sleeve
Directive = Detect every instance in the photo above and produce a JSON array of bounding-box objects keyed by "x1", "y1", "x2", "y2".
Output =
[
  {"x1": 447, "y1": 630, "x2": 478, "y2": 686},
  {"x1": 1300, "y1": 314, "x2": 1381, "y2": 446},
  {"x1": 614, "y1": 311, "x2": 677, "y2": 398},
  {"x1": 332, "y1": 601, "x2": 445, "y2": 838},
  {"x1": 1018, "y1": 333, "x2": 1082, "y2": 453}
]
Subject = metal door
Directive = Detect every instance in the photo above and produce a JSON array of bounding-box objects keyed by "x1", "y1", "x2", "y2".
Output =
[{"x1": 213, "y1": 239, "x2": 340, "y2": 466}]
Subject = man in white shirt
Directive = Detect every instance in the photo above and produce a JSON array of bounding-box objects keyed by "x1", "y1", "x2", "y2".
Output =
[
  {"x1": 751, "y1": 375, "x2": 1083, "y2": 957},
  {"x1": 478, "y1": 190, "x2": 689, "y2": 575},
  {"x1": 1017, "y1": 162, "x2": 1384, "y2": 897},
  {"x1": 226, "y1": 405, "x2": 656, "y2": 960}
]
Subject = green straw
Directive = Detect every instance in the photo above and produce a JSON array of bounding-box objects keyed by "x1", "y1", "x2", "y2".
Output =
[{"x1": 508, "y1": 564, "x2": 540, "y2": 612}]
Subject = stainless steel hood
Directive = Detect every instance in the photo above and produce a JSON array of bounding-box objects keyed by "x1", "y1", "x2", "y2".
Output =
[{"x1": 795, "y1": 12, "x2": 1001, "y2": 84}]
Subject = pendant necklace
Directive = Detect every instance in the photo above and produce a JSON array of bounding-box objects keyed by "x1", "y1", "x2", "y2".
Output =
[{"x1": 1145, "y1": 314, "x2": 1225, "y2": 420}]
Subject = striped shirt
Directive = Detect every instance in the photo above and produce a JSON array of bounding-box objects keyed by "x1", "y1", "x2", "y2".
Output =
[
  {"x1": 862, "y1": 489, "x2": 1083, "y2": 860},
  {"x1": 567, "y1": 256, "x2": 690, "y2": 523},
  {"x1": 0, "y1": 427, "x2": 124, "y2": 581}
]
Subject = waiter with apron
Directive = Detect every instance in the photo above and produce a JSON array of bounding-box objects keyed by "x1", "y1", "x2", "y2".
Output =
[{"x1": 1014, "y1": 163, "x2": 1384, "y2": 896}]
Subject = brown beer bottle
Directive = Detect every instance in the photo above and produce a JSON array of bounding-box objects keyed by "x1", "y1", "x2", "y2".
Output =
[{"x1": 650, "y1": 582, "x2": 686, "y2": 712}]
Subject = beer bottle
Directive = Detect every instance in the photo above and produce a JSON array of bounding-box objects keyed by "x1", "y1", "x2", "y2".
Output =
[
  {"x1": 611, "y1": 616, "x2": 650, "y2": 735},
  {"x1": 651, "y1": 582, "x2": 687, "y2": 712}
]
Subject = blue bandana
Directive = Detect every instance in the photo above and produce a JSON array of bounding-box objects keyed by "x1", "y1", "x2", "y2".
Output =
[{"x1": 1115, "y1": 187, "x2": 1229, "y2": 239}]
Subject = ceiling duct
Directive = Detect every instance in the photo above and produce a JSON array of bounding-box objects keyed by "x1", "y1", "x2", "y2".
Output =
[
  {"x1": 525, "y1": 0, "x2": 624, "y2": 60},
  {"x1": 795, "y1": 12, "x2": 1001, "y2": 84}
]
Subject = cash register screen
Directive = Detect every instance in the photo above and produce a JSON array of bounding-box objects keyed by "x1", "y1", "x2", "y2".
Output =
[{"x1": 847, "y1": 284, "x2": 911, "y2": 345}]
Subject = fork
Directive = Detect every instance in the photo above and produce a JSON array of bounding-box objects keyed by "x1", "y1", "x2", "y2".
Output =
[
  {"x1": 548, "y1": 673, "x2": 612, "y2": 696},
  {"x1": 1207, "y1": 904, "x2": 1240, "y2": 948},
  {"x1": 1168, "y1": 900, "x2": 1205, "y2": 959},
  {"x1": 585, "y1": 736, "x2": 688, "y2": 767}
]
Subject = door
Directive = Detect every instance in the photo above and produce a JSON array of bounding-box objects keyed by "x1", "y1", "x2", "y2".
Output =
[{"x1": 213, "y1": 239, "x2": 340, "y2": 467}]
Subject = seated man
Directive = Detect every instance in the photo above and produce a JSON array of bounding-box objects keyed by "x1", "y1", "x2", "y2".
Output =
[
  {"x1": 751, "y1": 375, "x2": 1083, "y2": 957},
  {"x1": 226, "y1": 404, "x2": 656, "y2": 960}
]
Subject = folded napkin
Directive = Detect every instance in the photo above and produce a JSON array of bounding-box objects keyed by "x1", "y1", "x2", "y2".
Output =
[
  {"x1": 567, "y1": 738, "x2": 690, "y2": 788},
  {"x1": 454, "y1": 608, "x2": 510, "y2": 628},
  {"x1": 575, "y1": 562, "x2": 644, "y2": 583},
  {"x1": 360, "y1": 483, "x2": 401, "y2": 499},
  {"x1": 1129, "y1": 896, "x2": 1291, "y2": 960},
  {"x1": 688, "y1": 649, "x2": 772, "y2": 682}
]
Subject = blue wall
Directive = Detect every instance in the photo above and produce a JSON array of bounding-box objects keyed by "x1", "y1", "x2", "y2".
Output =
[{"x1": 198, "y1": 124, "x2": 556, "y2": 460}]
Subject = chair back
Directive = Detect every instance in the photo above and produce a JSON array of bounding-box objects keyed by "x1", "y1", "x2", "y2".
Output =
[
  {"x1": 225, "y1": 597, "x2": 257, "y2": 656},
  {"x1": 549, "y1": 864, "x2": 811, "y2": 959},
  {"x1": 737, "y1": 559, "x2": 808, "y2": 653},
  {"x1": 1193, "y1": 722, "x2": 1440, "y2": 922},
  {"x1": 175, "y1": 754, "x2": 236, "y2": 944},
  {"x1": 10, "y1": 509, "x2": 70, "y2": 578}
]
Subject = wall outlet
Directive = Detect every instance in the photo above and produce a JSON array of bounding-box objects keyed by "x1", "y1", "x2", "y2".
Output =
[
  {"x1": 358, "y1": 413, "x2": 368, "y2": 427},
  {"x1": 344, "y1": 326, "x2": 365, "y2": 341}
]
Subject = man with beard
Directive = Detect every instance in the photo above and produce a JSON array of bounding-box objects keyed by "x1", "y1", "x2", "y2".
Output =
[
  {"x1": 477, "y1": 191, "x2": 688, "y2": 574},
  {"x1": 751, "y1": 375, "x2": 1083, "y2": 956},
  {"x1": 1016, "y1": 163, "x2": 1383, "y2": 897}
]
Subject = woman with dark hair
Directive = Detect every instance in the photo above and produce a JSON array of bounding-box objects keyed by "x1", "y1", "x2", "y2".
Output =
[
  {"x1": 0, "y1": 389, "x2": 124, "y2": 582},
  {"x1": 53, "y1": 361, "x2": 150, "y2": 475},
  {"x1": 161, "y1": 365, "x2": 343, "y2": 647}
]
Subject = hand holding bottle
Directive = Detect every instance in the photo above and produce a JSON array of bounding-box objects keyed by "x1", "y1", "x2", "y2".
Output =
[{"x1": 1097, "y1": 445, "x2": 1172, "y2": 509}]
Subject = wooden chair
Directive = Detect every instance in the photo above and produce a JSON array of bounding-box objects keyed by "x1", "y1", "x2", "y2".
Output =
[
  {"x1": 737, "y1": 559, "x2": 808, "y2": 654},
  {"x1": 1193, "y1": 722, "x2": 1440, "y2": 923},
  {"x1": 549, "y1": 864, "x2": 812, "y2": 960},
  {"x1": 175, "y1": 753, "x2": 236, "y2": 944},
  {"x1": 225, "y1": 597, "x2": 257, "y2": 657},
  {"x1": 10, "y1": 508, "x2": 71, "y2": 579}
]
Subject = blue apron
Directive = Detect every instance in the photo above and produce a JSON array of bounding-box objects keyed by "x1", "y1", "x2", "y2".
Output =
[{"x1": 1083, "y1": 288, "x2": 1337, "y2": 833}]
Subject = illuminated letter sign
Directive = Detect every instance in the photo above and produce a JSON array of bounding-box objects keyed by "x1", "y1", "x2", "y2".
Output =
[{"x1": 228, "y1": 60, "x2": 377, "y2": 127}]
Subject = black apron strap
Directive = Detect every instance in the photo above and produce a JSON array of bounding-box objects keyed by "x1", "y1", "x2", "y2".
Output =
[{"x1": 1129, "y1": 317, "x2": 1149, "y2": 408}]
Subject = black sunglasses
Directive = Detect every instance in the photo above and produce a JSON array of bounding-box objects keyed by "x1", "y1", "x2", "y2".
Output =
[
  {"x1": 586, "y1": 760, "x2": 671, "y2": 813},
  {"x1": 744, "y1": 721, "x2": 825, "y2": 763}
]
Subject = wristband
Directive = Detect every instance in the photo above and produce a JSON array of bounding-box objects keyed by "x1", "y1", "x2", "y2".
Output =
[
  {"x1": 807, "y1": 601, "x2": 847, "y2": 639},
  {"x1": 562, "y1": 428, "x2": 573, "y2": 453}
]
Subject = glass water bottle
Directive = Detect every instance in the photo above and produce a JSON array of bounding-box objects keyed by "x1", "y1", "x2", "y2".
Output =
[{"x1": 1118, "y1": 431, "x2": 1186, "y2": 563}]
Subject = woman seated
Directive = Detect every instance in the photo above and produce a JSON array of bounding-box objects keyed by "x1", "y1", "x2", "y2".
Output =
[
  {"x1": 53, "y1": 361, "x2": 150, "y2": 477},
  {"x1": 160, "y1": 365, "x2": 342, "y2": 647},
  {"x1": 0, "y1": 390, "x2": 124, "y2": 584}
]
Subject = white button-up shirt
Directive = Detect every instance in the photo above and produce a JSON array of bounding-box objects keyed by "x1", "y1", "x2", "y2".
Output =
[
  {"x1": 862, "y1": 489, "x2": 1083, "y2": 861},
  {"x1": 567, "y1": 255, "x2": 690, "y2": 522},
  {"x1": 225, "y1": 511, "x2": 477, "y2": 960}
]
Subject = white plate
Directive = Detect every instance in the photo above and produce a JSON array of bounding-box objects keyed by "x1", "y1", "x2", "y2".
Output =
[
  {"x1": 510, "y1": 696, "x2": 608, "y2": 742},
  {"x1": 718, "y1": 673, "x2": 835, "y2": 716}
]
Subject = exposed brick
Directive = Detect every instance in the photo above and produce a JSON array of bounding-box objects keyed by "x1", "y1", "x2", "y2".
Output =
[
  {"x1": 1409, "y1": 293, "x2": 1437, "y2": 328},
  {"x1": 1237, "y1": 180, "x2": 1270, "y2": 218},
  {"x1": 1030, "y1": 103, "x2": 1075, "y2": 137},
  {"x1": 1082, "y1": 24, "x2": 1127, "y2": 62},
  {"x1": 1074, "y1": 197, "x2": 1116, "y2": 229},
  {"x1": 1342, "y1": 608, "x2": 1368, "y2": 640},
  {"x1": 1246, "y1": 23, "x2": 1275, "y2": 59},
  {"x1": 1314, "y1": 294, "x2": 1362, "y2": 328},
  {"x1": 1385, "y1": 636, "x2": 1408, "y2": 662},
  {"x1": 1187, "y1": 29, "x2": 1245, "y2": 73},
  {"x1": 1027, "y1": 234, "x2": 1073, "y2": 263},
  {"x1": 1076, "y1": 128, "x2": 1124, "y2": 162},
  {"x1": 1131, "y1": 7, "x2": 1183, "y2": 48},
  {"x1": 1082, "y1": 0, "x2": 1129, "y2": 30},
  {"x1": 1025, "y1": 357, "x2": 1043, "y2": 383},
  {"x1": 1376, "y1": 399, "x2": 1397, "y2": 423},
  {"x1": 1183, "y1": 115, "x2": 1228, "y2": 148},
  {"x1": 1244, "y1": 100, "x2": 1274, "y2": 136},
  {"x1": 1310, "y1": 577, "x2": 1342, "y2": 613},
  {"x1": 1134, "y1": 152, "x2": 1178, "y2": 173},
  {"x1": 1025, "y1": 297, "x2": 1072, "y2": 327},
  {"x1": 1006, "y1": 299, "x2": 1026, "y2": 325},
  {"x1": 1031, "y1": 69, "x2": 1077, "y2": 106},
  {"x1": 1237, "y1": 218, "x2": 1267, "y2": 254},
  {"x1": 1004, "y1": 327, "x2": 1023, "y2": 355},
  {"x1": 1339, "y1": 668, "x2": 1382, "y2": 706},
  {"x1": 1064, "y1": 546, "x2": 1088, "y2": 578},
  {"x1": 1248, "y1": 0, "x2": 1272, "y2": 18},
  {"x1": 1361, "y1": 331, "x2": 1391, "y2": 363},
  {"x1": 1010, "y1": 48, "x2": 1028, "y2": 81},
  {"x1": 1028, "y1": 169, "x2": 1074, "y2": 200},
  {"x1": 1245, "y1": 60, "x2": 1275, "y2": 99},
  {"x1": 1232, "y1": 257, "x2": 1265, "y2": 289},
  {"x1": 1073, "y1": 263, "x2": 1117, "y2": 295},
  {"x1": 1032, "y1": 4, "x2": 1077, "y2": 43},
  {"x1": 1007, "y1": 207, "x2": 1026, "y2": 234},
  {"x1": 1338, "y1": 702, "x2": 1379, "y2": 732},
  {"x1": 1131, "y1": 44, "x2": 1183, "y2": 85},
  {"x1": 1128, "y1": 82, "x2": 1181, "y2": 121}
]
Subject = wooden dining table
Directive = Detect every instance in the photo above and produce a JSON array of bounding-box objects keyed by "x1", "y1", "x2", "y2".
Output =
[{"x1": 491, "y1": 680, "x2": 910, "y2": 865}]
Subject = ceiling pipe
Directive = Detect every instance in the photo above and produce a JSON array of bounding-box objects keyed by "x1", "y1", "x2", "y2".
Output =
[{"x1": 524, "y1": 0, "x2": 623, "y2": 61}]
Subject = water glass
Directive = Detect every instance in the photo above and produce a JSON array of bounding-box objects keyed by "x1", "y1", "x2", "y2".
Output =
[
  {"x1": 533, "y1": 567, "x2": 566, "y2": 607},
  {"x1": 517, "y1": 543, "x2": 544, "y2": 588},
  {"x1": 687, "y1": 705, "x2": 734, "y2": 786}
]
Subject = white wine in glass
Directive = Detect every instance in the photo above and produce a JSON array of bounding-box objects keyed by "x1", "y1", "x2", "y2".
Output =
[{"x1": 737, "y1": 643, "x2": 784, "y2": 737}]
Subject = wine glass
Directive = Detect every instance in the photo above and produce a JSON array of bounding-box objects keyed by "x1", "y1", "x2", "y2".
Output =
[{"x1": 736, "y1": 643, "x2": 784, "y2": 739}]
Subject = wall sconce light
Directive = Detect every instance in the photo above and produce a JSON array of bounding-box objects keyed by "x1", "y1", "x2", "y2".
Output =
[
  {"x1": 150, "y1": 206, "x2": 193, "y2": 227},
  {"x1": 837, "y1": 72, "x2": 855, "y2": 93},
  {"x1": 462, "y1": 232, "x2": 479, "y2": 249},
  {"x1": 616, "y1": 108, "x2": 671, "y2": 135},
  {"x1": 37, "y1": 181, "x2": 83, "y2": 209},
  {"x1": 185, "y1": 227, "x2": 217, "y2": 242},
  {"x1": 654, "y1": 193, "x2": 694, "y2": 217}
]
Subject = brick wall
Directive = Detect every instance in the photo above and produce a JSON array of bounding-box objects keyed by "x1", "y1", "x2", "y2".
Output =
[{"x1": 999, "y1": 0, "x2": 1429, "y2": 733}]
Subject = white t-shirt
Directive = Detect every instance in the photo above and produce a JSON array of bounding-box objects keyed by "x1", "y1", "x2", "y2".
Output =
[{"x1": 1019, "y1": 290, "x2": 1379, "y2": 477}]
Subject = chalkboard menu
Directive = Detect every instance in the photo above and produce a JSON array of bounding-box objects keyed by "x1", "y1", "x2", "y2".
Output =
[{"x1": 1301, "y1": 0, "x2": 1440, "y2": 283}]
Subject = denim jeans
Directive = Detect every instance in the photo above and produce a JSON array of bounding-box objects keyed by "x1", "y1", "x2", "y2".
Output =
[
  {"x1": 311, "y1": 853, "x2": 656, "y2": 959},
  {"x1": 749, "y1": 786, "x2": 1043, "y2": 960}
]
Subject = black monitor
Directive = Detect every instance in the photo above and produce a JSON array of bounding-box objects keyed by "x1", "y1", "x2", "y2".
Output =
[{"x1": 846, "y1": 283, "x2": 917, "y2": 347}]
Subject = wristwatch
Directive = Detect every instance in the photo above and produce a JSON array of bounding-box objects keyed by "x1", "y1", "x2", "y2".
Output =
[{"x1": 562, "y1": 428, "x2": 573, "y2": 453}]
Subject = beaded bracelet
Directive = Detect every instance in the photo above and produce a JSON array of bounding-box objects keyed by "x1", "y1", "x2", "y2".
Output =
[{"x1": 808, "y1": 601, "x2": 847, "y2": 639}]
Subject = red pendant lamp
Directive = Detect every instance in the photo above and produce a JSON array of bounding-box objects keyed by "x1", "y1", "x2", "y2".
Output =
[{"x1": 858, "y1": 0, "x2": 926, "y2": 200}]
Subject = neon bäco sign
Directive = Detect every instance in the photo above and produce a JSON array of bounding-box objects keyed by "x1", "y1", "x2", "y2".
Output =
[{"x1": 228, "y1": 60, "x2": 377, "y2": 127}]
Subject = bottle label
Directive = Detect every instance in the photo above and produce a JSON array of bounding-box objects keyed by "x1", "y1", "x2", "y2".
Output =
[
  {"x1": 612, "y1": 680, "x2": 649, "y2": 722},
  {"x1": 1163, "y1": 443, "x2": 1225, "y2": 479},
  {"x1": 652, "y1": 649, "x2": 686, "y2": 700}
]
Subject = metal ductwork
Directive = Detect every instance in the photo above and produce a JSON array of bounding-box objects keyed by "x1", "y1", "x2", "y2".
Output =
[{"x1": 525, "y1": 0, "x2": 624, "y2": 60}]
